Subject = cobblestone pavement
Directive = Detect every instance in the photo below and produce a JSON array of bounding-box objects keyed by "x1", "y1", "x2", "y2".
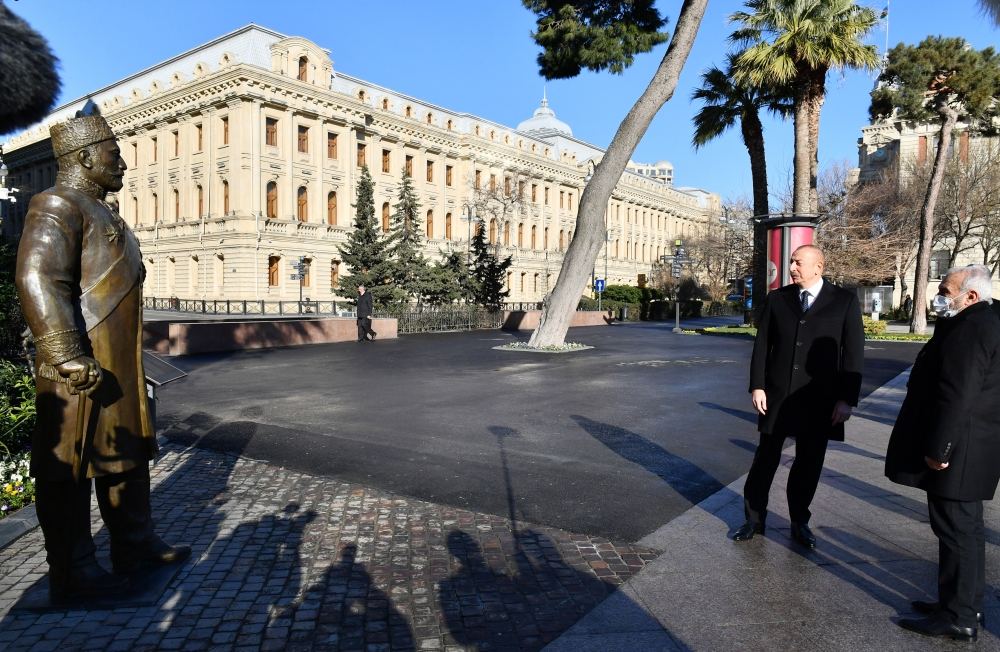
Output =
[{"x1": 0, "y1": 443, "x2": 658, "y2": 651}]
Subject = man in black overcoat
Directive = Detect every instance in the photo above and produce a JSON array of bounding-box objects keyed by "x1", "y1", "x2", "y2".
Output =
[
  {"x1": 733, "y1": 245, "x2": 864, "y2": 548},
  {"x1": 887, "y1": 264, "x2": 1000, "y2": 642},
  {"x1": 356, "y1": 284, "x2": 376, "y2": 341}
]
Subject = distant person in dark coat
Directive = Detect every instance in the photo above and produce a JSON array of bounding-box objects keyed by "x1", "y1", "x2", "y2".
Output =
[
  {"x1": 902, "y1": 294, "x2": 913, "y2": 320},
  {"x1": 887, "y1": 264, "x2": 1000, "y2": 642},
  {"x1": 356, "y1": 285, "x2": 375, "y2": 342},
  {"x1": 733, "y1": 245, "x2": 865, "y2": 549}
]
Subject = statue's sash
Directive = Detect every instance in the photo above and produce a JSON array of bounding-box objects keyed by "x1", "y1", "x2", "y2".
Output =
[{"x1": 79, "y1": 229, "x2": 142, "y2": 333}]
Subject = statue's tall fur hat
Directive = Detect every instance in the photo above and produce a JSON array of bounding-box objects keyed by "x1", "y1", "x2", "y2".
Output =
[
  {"x1": 0, "y1": 2, "x2": 60, "y2": 135},
  {"x1": 50, "y1": 110, "x2": 115, "y2": 159}
]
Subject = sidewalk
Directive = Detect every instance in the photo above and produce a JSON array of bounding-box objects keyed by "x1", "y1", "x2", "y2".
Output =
[{"x1": 544, "y1": 370, "x2": 999, "y2": 651}]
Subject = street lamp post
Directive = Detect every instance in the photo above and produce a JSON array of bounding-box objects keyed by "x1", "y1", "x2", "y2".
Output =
[{"x1": 661, "y1": 238, "x2": 690, "y2": 333}]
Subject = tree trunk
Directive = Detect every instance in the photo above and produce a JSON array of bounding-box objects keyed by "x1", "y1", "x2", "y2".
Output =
[
  {"x1": 791, "y1": 81, "x2": 812, "y2": 217},
  {"x1": 805, "y1": 71, "x2": 826, "y2": 216},
  {"x1": 741, "y1": 109, "x2": 769, "y2": 323},
  {"x1": 910, "y1": 105, "x2": 958, "y2": 334},
  {"x1": 527, "y1": 0, "x2": 709, "y2": 347}
]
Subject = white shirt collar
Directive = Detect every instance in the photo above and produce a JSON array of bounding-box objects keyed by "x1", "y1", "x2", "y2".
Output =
[{"x1": 800, "y1": 277, "x2": 824, "y2": 298}]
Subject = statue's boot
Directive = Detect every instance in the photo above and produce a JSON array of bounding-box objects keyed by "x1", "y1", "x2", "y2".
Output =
[
  {"x1": 97, "y1": 465, "x2": 191, "y2": 574},
  {"x1": 36, "y1": 478, "x2": 129, "y2": 602}
]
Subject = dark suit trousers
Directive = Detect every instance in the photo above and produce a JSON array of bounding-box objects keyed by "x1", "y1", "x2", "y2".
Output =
[
  {"x1": 743, "y1": 431, "x2": 829, "y2": 525},
  {"x1": 928, "y1": 495, "x2": 985, "y2": 628},
  {"x1": 357, "y1": 318, "x2": 374, "y2": 341}
]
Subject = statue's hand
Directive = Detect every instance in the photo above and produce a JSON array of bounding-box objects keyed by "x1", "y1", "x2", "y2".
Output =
[{"x1": 55, "y1": 356, "x2": 103, "y2": 394}]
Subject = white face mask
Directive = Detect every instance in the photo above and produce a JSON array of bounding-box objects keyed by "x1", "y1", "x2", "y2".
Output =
[{"x1": 931, "y1": 292, "x2": 966, "y2": 318}]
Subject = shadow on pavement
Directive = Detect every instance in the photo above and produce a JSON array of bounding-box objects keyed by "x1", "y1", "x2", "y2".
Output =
[
  {"x1": 572, "y1": 414, "x2": 726, "y2": 508},
  {"x1": 437, "y1": 529, "x2": 639, "y2": 651},
  {"x1": 699, "y1": 401, "x2": 758, "y2": 424}
]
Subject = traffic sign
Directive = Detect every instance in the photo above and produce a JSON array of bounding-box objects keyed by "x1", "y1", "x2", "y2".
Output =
[{"x1": 595, "y1": 278, "x2": 605, "y2": 292}]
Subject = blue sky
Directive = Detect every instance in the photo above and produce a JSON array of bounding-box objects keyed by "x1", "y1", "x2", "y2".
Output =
[{"x1": 6, "y1": 0, "x2": 998, "y2": 203}]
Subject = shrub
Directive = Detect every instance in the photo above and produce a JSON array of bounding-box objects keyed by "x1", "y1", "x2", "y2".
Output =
[
  {"x1": 0, "y1": 360, "x2": 35, "y2": 459},
  {"x1": 862, "y1": 315, "x2": 887, "y2": 336},
  {"x1": 602, "y1": 284, "x2": 642, "y2": 304},
  {"x1": 0, "y1": 451, "x2": 34, "y2": 519}
]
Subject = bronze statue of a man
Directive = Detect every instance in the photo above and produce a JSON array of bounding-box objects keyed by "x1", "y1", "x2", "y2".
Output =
[{"x1": 15, "y1": 111, "x2": 189, "y2": 602}]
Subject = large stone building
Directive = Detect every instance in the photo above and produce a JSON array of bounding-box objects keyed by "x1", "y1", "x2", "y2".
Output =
[
  {"x1": 857, "y1": 115, "x2": 1000, "y2": 305},
  {"x1": 1, "y1": 25, "x2": 719, "y2": 304}
]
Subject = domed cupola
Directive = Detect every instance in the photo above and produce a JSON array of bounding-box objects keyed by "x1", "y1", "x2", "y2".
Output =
[{"x1": 516, "y1": 90, "x2": 573, "y2": 138}]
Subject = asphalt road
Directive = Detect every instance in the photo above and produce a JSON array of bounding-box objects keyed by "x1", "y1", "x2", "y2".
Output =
[{"x1": 156, "y1": 323, "x2": 923, "y2": 543}]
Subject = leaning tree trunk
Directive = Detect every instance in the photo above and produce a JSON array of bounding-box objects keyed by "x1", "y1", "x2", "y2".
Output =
[
  {"x1": 791, "y1": 81, "x2": 813, "y2": 217},
  {"x1": 741, "y1": 109, "x2": 769, "y2": 324},
  {"x1": 911, "y1": 104, "x2": 958, "y2": 334},
  {"x1": 528, "y1": 0, "x2": 709, "y2": 347}
]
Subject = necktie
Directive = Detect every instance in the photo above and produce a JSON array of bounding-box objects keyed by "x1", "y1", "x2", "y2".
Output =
[{"x1": 801, "y1": 291, "x2": 810, "y2": 312}]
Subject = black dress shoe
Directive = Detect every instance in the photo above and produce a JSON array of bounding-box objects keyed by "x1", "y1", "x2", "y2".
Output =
[
  {"x1": 732, "y1": 521, "x2": 764, "y2": 541},
  {"x1": 790, "y1": 522, "x2": 817, "y2": 549},
  {"x1": 899, "y1": 615, "x2": 977, "y2": 641},
  {"x1": 112, "y1": 536, "x2": 191, "y2": 574},
  {"x1": 912, "y1": 600, "x2": 984, "y2": 625}
]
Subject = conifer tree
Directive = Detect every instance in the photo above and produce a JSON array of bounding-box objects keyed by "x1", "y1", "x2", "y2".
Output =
[
  {"x1": 386, "y1": 172, "x2": 430, "y2": 306},
  {"x1": 337, "y1": 166, "x2": 394, "y2": 308},
  {"x1": 470, "y1": 219, "x2": 512, "y2": 310},
  {"x1": 424, "y1": 251, "x2": 474, "y2": 306}
]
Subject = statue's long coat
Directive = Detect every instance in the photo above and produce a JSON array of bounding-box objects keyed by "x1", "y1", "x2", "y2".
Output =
[{"x1": 16, "y1": 184, "x2": 155, "y2": 481}]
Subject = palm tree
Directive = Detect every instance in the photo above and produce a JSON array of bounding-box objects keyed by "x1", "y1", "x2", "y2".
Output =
[
  {"x1": 982, "y1": 0, "x2": 1000, "y2": 24},
  {"x1": 691, "y1": 53, "x2": 791, "y2": 320},
  {"x1": 731, "y1": 0, "x2": 879, "y2": 216}
]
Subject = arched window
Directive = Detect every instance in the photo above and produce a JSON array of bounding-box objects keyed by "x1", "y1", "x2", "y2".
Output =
[
  {"x1": 173, "y1": 189, "x2": 180, "y2": 222},
  {"x1": 503, "y1": 222, "x2": 510, "y2": 246},
  {"x1": 533, "y1": 273, "x2": 539, "y2": 293},
  {"x1": 152, "y1": 192, "x2": 159, "y2": 223},
  {"x1": 298, "y1": 56, "x2": 308, "y2": 81},
  {"x1": 445, "y1": 212, "x2": 452, "y2": 240},
  {"x1": 544, "y1": 227, "x2": 549, "y2": 250},
  {"x1": 197, "y1": 184, "x2": 204, "y2": 218},
  {"x1": 531, "y1": 225, "x2": 537, "y2": 249},
  {"x1": 382, "y1": 98, "x2": 389, "y2": 110},
  {"x1": 405, "y1": 105, "x2": 412, "y2": 118},
  {"x1": 297, "y1": 186, "x2": 308, "y2": 221},
  {"x1": 426, "y1": 112, "x2": 433, "y2": 125},
  {"x1": 132, "y1": 197, "x2": 139, "y2": 225},
  {"x1": 327, "y1": 191, "x2": 337, "y2": 225},
  {"x1": 382, "y1": 203, "x2": 390, "y2": 233},
  {"x1": 222, "y1": 181, "x2": 230, "y2": 214},
  {"x1": 446, "y1": 119, "x2": 453, "y2": 131},
  {"x1": 517, "y1": 223, "x2": 523, "y2": 248},
  {"x1": 266, "y1": 182, "x2": 277, "y2": 218},
  {"x1": 489, "y1": 219, "x2": 497, "y2": 244},
  {"x1": 426, "y1": 210, "x2": 434, "y2": 238}
]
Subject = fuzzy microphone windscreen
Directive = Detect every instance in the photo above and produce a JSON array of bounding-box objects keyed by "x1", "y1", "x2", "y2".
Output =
[{"x1": 0, "y1": 1, "x2": 60, "y2": 135}]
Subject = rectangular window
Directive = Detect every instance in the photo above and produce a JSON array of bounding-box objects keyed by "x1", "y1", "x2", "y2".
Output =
[
  {"x1": 331, "y1": 262, "x2": 340, "y2": 289},
  {"x1": 445, "y1": 165, "x2": 453, "y2": 187},
  {"x1": 504, "y1": 177, "x2": 511, "y2": 196},
  {"x1": 382, "y1": 149, "x2": 391, "y2": 173},
  {"x1": 405, "y1": 155, "x2": 413, "y2": 177},
  {"x1": 221, "y1": 116, "x2": 229, "y2": 145},
  {"x1": 327, "y1": 132, "x2": 338, "y2": 159},
  {"x1": 172, "y1": 131, "x2": 179, "y2": 157},
  {"x1": 151, "y1": 136, "x2": 158, "y2": 162},
  {"x1": 531, "y1": 184, "x2": 537, "y2": 202},
  {"x1": 297, "y1": 126, "x2": 309, "y2": 153},
  {"x1": 490, "y1": 174, "x2": 496, "y2": 192},
  {"x1": 268, "y1": 256, "x2": 280, "y2": 286},
  {"x1": 474, "y1": 170, "x2": 481, "y2": 189},
  {"x1": 132, "y1": 142, "x2": 138, "y2": 167},
  {"x1": 559, "y1": 191, "x2": 564, "y2": 209},
  {"x1": 426, "y1": 160, "x2": 434, "y2": 183},
  {"x1": 357, "y1": 143, "x2": 366, "y2": 168},
  {"x1": 544, "y1": 187, "x2": 549, "y2": 206},
  {"x1": 265, "y1": 118, "x2": 278, "y2": 147},
  {"x1": 196, "y1": 123, "x2": 203, "y2": 151}
]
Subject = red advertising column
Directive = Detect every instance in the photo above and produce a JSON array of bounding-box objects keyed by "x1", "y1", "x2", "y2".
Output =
[{"x1": 764, "y1": 218, "x2": 816, "y2": 291}]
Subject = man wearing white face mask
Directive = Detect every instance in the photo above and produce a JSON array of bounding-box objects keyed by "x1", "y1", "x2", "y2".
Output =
[{"x1": 886, "y1": 264, "x2": 1000, "y2": 642}]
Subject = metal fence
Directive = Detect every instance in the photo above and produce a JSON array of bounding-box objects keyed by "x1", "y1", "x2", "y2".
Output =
[
  {"x1": 143, "y1": 298, "x2": 503, "y2": 333},
  {"x1": 377, "y1": 307, "x2": 503, "y2": 333},
  {"x1": 144, "y1": 297, "x2": 342, "y2": 316}
]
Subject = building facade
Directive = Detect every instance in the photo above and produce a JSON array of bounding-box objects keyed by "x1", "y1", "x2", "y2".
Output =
[
  {"x1": 1, "y1": 25, "x2": 719, "y2": 303},
  {"x1": 857, "y1": 115, "x2": 1000, "y2": 306}
]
